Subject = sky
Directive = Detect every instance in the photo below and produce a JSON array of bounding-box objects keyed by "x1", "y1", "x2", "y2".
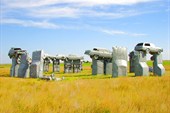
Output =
[{"x1": 0, "y1": 0, "x2": 170, "y2": 64}]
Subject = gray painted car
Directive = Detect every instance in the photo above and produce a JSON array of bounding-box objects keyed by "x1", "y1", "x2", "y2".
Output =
[
  {"x1": 65, "y1": 54, "x2": 84, "y2": 60},
  {"x1": 84, "y1": 47, "x2": 112, "y2": 59},
  {"x1": 134, "y1": 42, "x2": 163, "y2": 54}
]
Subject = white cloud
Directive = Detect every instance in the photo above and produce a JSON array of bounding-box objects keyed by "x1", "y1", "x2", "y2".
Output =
[
  {"x1": 1, "y1": 0, "x2": 158, "y2": 20},
  {"x1": 131, "y1": 33, "x2": 148, "y2": 36},
  {"x1": 0, "y1": 18, "x2": 84, "y2": 30},
  {"x1": 101, "y1": 29, "x2": 148, "y2": 37},
  {"x1": 0, "y1": 0, "x2": 159, "y2": 30},
  {"x1": 0, "y1": 18, "x2": 148, "y2": 37},
  {"x1": 101, "y1": 29, "x2": 126, "y2": 35},
  {"x1": 29, "y1": 7, "x2": 79, "y2": 18},
  {"x1": 1, "y1": 18, "x2": 59, "y2": 29},
  {"x1": 28, "y1": 6, "x2": 150, "y2": 19},
  {"x1": 1, "y1": 0, "x2": 156, "y2": 8}
]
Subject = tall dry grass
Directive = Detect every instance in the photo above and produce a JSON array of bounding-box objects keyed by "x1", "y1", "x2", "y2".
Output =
[
  {"x1": 0, "y1": 61, "x2": 170, "y2": 113},
  {"x1": 0, "y1": 64, "x2": 10, "y2": 77},
  {"x1": 0, "y1": 76, "x2": 170, "y2": 113}
]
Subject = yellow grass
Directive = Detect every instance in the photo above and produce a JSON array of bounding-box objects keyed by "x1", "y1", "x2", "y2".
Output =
[
  {"x1": 0, "y1": 64, "x2": 10, "y2": 77},
  {"x1": 0, "y1": 61, "x2": 170, "y2": 113}
]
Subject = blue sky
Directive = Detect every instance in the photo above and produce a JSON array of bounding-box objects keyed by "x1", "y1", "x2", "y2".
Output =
[{"x1": 0, "y1": 0, "x2": 170, "y2": 64}]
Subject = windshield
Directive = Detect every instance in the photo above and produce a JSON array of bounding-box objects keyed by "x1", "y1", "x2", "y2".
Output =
[
  {"x1": 93, "y1": 48, "x2": 99, "y2": 51},
  {"x1": 145, "y1": 43, "x2": 150, "y2": 46},
  {"x1": 136, "y1": 43, "x2": 143, "y2": 46}
]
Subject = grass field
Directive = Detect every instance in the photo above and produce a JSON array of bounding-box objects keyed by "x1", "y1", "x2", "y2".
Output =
[{"x1": 0, "y1": 61, "x2": 170, "y2": 113}]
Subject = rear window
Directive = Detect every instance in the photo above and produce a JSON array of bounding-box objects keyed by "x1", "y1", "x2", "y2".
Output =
[
  {"x1": 14, "y1": 48, "x2": 21, "y2": 50},
  {"x1": 137, "y1": 43, "x2": 143, "y2": 46},
  {"x1": 145, "y1": 43, "x2": 150, "y2": 46},
  {"x1": 93, "y1": 48, "x2": 99, "y2": 51}
]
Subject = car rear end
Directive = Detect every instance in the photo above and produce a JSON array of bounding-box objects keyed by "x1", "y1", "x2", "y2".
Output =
[{"x1": 134, "y1": 43, "x2": 144, "y2": 51}]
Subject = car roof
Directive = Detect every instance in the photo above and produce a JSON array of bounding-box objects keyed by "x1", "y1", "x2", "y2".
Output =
[
  {"x1": 93, "y1": 47, "x2": 111, "y2": 52},
  {"x1": 137, "y1": 42, "x2": 155, "y2": 46},
  {"x1": 144, "y1": 42, "x2": 155, "y2": 46}
]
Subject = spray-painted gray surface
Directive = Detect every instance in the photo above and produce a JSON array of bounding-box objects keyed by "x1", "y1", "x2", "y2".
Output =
[
  {"x1": 10, "y1": 58, "x2": 20, "y2": 77},
  {"x1": 112, "y1": 47, "x2": 127, "y2": 77},
  {"x1": 85, "y1": 47, "x2": 112, "y2": 59},
  {"x1": 53, "y1": 55, "x2": 65, "y2": 72},
  {"x1": 43, "y1": 57, "x2": 51, "y2": 72},
  {"x1": 134, "y1": 51, "x2": 149, "y2": 76},
  {"x1": 134, "y1": 42, "x2": 163, "y2": 54},
  {"x1": 8, "y1": 48, "x2": 22, "y2": 77},
  {"x1": 152, "y1": 53, "x2": 165, "y2": 76},
  {"x1": 79, "y1": 61, "x2": 83, "y2": 71},
  {"x1": 64, "y1": 60, "x2": 73, "y2": 73},
  {"x1": 85, "y1": 48, "x2": 112, "y2": 75},
  {"x1": 92, "y1": 58, "x2": 104, "y2": 75},
  {"x1": 18, "y1": 52, "x2": 31, "y2": 78},
  {"x1": 64, "y1": 55, "x2": 83, "y2": 73},
  {"x1": 73, "y1": 59, "x2": 81, "y2": 73},
  {"x1": 133, "y1": 42, "x2": 164, "y2": 76},
  {"x1": 44, "y1": 55, "x2": 65, "y2": 72},
  {"x1": 30, "y1": 50, "x2": 44, "y2": 78},
  {"x1": 104, "y1": 59, "x2": 112, "y2": 75},
  {"x1": 66, "y1": 55, "x2": 83, "y2": 60},
  {"x1": 52, "y1": 59, "x2": 60, "y2": 72},
  {"x1": 129, "y1": 51, "x2": 136, "y2": 73}
]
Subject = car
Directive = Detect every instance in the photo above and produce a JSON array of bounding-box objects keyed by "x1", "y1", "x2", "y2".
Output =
[
  {"x1": 8, "y1": 48, "x2": 22, "y2": 58},
  {"x1": 134, "y1": 42, "x2": 163, "y2": 54},
  {"x1": 65, "y1": 54, "x2": 84, "y2": 60},
  {"x1": 84, "y1": 47, "x2": 112, "y2": 59}
]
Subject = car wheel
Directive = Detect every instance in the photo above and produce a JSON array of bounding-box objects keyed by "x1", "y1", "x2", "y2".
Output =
[
  {"x1": 150, "y1": 56, "x2": 154, "y2": 61},
  {"x1": 94, "y1": 55, "x2": 99, "y2": 60}
]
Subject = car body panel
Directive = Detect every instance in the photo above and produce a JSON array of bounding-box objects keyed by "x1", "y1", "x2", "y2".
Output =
[
  {"x1": 84, "y1": 48, "x2": 112, "y2": 59},
  {"x1": 134, "y1": 42, "x2": 163, "y2": 54}
]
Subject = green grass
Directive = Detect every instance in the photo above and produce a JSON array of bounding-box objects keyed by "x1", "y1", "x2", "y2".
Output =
[
  {"x1": 146, "y1": 60, "x2": 170, "y2": 66},
  {"x1": 0, "y1": 60, "x2": 170, "y2": 79}
]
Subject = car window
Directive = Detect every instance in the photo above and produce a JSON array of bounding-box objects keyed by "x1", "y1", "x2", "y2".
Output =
[
  {"x1": 145, "y1": 43, "x2": 150, "y2": 46},
  {"x1": 14, "y1": 48, "x2": 21, "y2": 50},
  {"x1": 137, "y1": 43, "x2": 143, "y2": 46},
  {"x1": 93, "y1": 48, "x2": 99, "y2": 51}
]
